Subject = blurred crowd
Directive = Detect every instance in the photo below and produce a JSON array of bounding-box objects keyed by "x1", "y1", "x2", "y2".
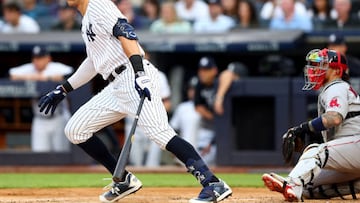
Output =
[{"x1": 0, "y1": 0, "x2": 359, "y2": 34}]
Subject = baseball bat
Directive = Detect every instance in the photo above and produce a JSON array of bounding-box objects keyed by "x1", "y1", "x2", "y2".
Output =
[{"x1": 113, "y1": 94, "x2": 146, "y2": 182}]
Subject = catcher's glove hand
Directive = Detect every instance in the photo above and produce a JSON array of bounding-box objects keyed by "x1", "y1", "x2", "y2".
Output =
[{"x1": 282, "y1": 123, "x2": 308, "y2": 164}]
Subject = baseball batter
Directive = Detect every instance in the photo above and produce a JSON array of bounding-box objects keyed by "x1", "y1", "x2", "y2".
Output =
[
  {"x1": 38, "y1": 0, "x2": 231, "y2": 203},
  {"x1": 262, "y1": 48, "x2": 360, "y2": 201}
]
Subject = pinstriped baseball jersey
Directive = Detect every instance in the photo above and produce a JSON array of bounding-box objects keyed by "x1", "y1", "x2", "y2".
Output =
[
  {"x1": 81, "y1": 0, "x2": 144, "y2": 80},
  {"x1": 64, "y1": 0, "x2": 176, "y2": 149}
]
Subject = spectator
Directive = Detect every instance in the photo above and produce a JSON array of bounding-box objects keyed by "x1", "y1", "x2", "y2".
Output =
[
  {"x1": 326, "y1": 0, "x2": 359, "y2": 29},
  {"x1": 193, "y1": 0, "x2": 236, "y2": 33},
  {"x1": 269, "y1": 0, "x2": 313, "y2": 32},
  {"x1": 23, "y1": 0, "x2": 56, "y2": 30},
  {"x1": 233, "y1": 0, "x2": 259, "y2": 29},
  {"x1": 51, "y1": 3, "x2": 81, "y2": 31},
  {"x1": 327, "y1": 33, "x2": 360, "y2": 77},
  {"x1": 1, "y1": 1, "x2": 40, "y2": 33},
  {"x1": 214, "y1": 62, "x2": 249, "y2": 115},
  {"x1": 8, "y1": 45, "x2": 74, "y2": 152},
  {"x1": 194, "y1": 56, "x2": 219, "y2": 166},
  {"x1": 139, "y1": 0, "x2": 160, "y2": 26},
  {"x1": 149, "y1": 1, "x2": 192, "y2": 34},
  {"x1": 170, "y1": 76, "x2": 201, "y2": 148},
  {"x1": 40, "y1": 0, "x2": 60, "y2": 18},
  {"x1": 307, "y1": 0, "x2": 332, "y2": 30},
  {"x1": 220, "y1": 0, "x2": 238, "y2": 20},
  {"x1": 22, "y1": 0, "x2": 49, "y2": 20},
  {"x1": 175, "y1": 0, "x2": 210, "y2": 25},
  {"x1": 259, "y1": 0, "x2": 307, "y2": 26},
  {"x1": 115, "y1": 0, "x2": 150, "y2": 30}
]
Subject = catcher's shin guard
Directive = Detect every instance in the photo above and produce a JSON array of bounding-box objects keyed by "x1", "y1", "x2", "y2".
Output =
[{"x1": 288, "y1": 143, "x2": 328, "y2": 187}]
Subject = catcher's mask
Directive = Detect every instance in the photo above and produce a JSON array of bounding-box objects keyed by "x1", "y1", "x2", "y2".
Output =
[{"x1": 302, "y1": 48, "x2": 348, "y2": 90}]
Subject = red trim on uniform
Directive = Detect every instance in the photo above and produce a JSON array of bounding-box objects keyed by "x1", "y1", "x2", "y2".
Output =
[{"x1": 326, "y1": 138, "x2": 360, "y2": 148}]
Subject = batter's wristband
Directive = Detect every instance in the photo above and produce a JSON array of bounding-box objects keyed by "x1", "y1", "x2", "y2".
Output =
[
  {"x1": 129, "y1": 55, "x2": 144, "y2": 73},
  {"x1": 310, "y1": 117, "x2": 326, "y2": 132},
  {"x1": 62, "y1": 81, "x2": 74, "y2": 93}
]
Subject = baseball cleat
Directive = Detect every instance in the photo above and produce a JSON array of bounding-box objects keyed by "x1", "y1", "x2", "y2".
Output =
[
  {"x1": 99, "y1": 172, "x2": 142, "y2": 203},
  {"x1": 262, "y1": 173, "x2": 287, "y2": 194},
  {"x1": 262, "y1": 173, "x2": 303, "y2": 202},
  {"x1": 189, "y1": 179, "x2": 232, "y2": 203},
  {"x1": 283, "y1": 184, "x2": 303, "y2": 202}
]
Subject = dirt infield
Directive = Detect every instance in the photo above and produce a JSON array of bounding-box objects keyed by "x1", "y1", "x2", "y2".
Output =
[{"x1": 0, "y1": 187, "x2": 356, "y2": 203}]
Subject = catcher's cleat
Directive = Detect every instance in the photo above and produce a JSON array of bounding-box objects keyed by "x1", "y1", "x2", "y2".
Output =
[
  {"x1": 283, "y1": 184, "x2": 303, "y2": 202},
  {"x1": 262, "y1": 173, "x2": 287, "y2": 194},
  {"x1": 262, "y1": 173, "x2": 303, "y2": 202},
  {"x1": 99, "y1": 172, "x2": 142, "y2": 203},
  {"x1": 189, "y1": 179, "x2": 232, "y2": 203}
]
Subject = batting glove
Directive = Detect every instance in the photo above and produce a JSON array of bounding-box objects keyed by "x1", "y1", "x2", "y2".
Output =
[
  {"x1": 38, "y1": 85, "x2": 67, "y2": 115},
  {"x1": 135, "y1": 71, "x2": 151, "y2": 101}
]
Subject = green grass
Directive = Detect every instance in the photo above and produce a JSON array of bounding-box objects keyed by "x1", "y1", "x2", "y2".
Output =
[{"x1": 0, "y1": 173, "x2": 265, "y2": 188}]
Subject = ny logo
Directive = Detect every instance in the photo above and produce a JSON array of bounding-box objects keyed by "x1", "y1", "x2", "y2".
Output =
[{"x1": 86, "y1": 24, "x2": 96, "y2": 42}]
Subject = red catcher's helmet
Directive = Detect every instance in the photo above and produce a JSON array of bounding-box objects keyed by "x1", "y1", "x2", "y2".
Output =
[{"x1": 302, "y1": 48, "x2": 348, "y2": 90}]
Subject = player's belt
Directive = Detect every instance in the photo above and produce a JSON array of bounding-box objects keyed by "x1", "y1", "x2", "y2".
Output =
[{"x1": 108, "y1": 65, "x2": 126, "y2": 82}]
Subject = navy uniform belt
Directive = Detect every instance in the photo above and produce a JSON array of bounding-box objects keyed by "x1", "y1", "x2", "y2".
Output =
[{"x1": 108, "y1": 65, "x2": 126, "y2": 82}]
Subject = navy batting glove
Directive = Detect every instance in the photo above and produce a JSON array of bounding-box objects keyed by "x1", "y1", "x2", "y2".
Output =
[
  {"x1": 135, "y1": 71, "x2": 151, "y2": 101},
  {"x1": 38, "y1": 85, "x2": 67, "y2": 115}
]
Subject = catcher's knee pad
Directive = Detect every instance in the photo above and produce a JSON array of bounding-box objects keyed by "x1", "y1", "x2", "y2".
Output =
[
  {"x1": 299, "y1": 143, "x2": 329, "y2": 168},
  {"x1": 303, "y1": 180, "x2": 360, "y2": 200},
  {"x1": 289, "y1": 143, "x2": 329, "y2": 186}
]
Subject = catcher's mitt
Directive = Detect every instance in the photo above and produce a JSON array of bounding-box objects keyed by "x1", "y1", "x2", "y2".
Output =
[{"x1": 282, "y1": 129, "x2": 305, "y2": 164}]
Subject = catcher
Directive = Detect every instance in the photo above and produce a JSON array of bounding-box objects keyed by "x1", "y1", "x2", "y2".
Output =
[{"x1": 262, "y1": 48, "x2": 360, "y2": 201}]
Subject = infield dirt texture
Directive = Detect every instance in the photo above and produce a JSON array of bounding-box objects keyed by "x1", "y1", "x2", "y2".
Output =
[{"x1": 0, "y1": 166, "x2": 357, "y2": 202}]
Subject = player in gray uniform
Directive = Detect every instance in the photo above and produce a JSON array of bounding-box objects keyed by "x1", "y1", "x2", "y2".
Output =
[
  {"x1": 38, "y1": 0, "x2": 231, "y2": 203},
  {"x1": 262, "y1": 48, "x2": 360, "y2": 201}
]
